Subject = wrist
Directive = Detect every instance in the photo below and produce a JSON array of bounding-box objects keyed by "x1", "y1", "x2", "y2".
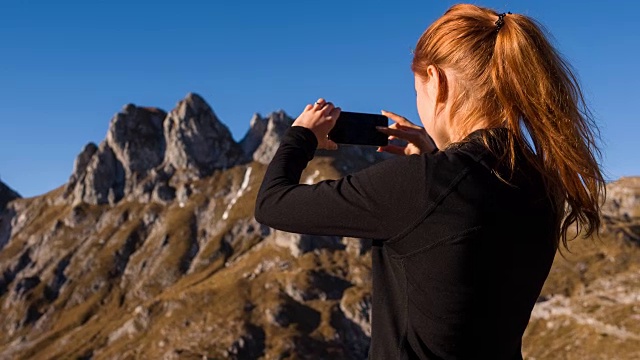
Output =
[{"x1": 288, "y1": 126, "x2": 319, "y2": 149}]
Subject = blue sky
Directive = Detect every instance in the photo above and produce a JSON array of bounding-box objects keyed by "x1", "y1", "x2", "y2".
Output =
[{"x1": 1, "y1": 0, "x2": 638, "y2": 197}]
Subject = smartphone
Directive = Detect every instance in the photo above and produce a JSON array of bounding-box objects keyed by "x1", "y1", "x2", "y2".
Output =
[{"x1": 328, "y1": 111, "x2": 389, "y2": 146}]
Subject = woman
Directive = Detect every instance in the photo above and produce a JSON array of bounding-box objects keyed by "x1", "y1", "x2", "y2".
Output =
[{"x1": 255, "y1": 4, "x2": 604, "y2": 359}]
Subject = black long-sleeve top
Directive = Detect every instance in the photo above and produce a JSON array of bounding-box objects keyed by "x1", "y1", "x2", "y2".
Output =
[{"x1": 255, "y1": 126, "x2": 557, "y2": 359}]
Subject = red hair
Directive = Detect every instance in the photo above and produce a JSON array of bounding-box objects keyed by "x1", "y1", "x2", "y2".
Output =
[{"x1": 412, "y1": 4, "x2": 605, "y2": 249}]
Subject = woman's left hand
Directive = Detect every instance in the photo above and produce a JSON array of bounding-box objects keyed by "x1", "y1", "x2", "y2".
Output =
[
  {"x1": 292, "y1": 98, "x2": 340, "y2": 150},
  {"x1": 376, "y1": 110, "x2": 437, "y2": 155}
]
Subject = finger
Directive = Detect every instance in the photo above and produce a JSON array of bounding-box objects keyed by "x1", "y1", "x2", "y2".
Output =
[
  {"x1": 380, "y1": 129, "x2": 397, "y2": 141},
  {"x1": 327, "y1": 106, "x2": 341, "y2": 120},
  {"x1": 385, "y1": 128, "x2": 425, "y2": 146},
  {"x1": 326, "y1": 139, "x2": 338, "y2": 150},
  {"x1": 378, "y1": 144, "x2": 407, "y2": 156},
  {"x1": 314, "y1": 98, "x2": 327, "y2": 108},
  {"x1": 319, "y1": 139, "x2": 338, "y2": 150},
  {"x1": 388, "y1": 123, "x2": 416, "y2": 131},
  {"x1": 376, "y1": 126, "x2": 414, "y2": 140},
  {"x1": 321, "y1": 102, "x2": 335, "y2": 114},
  {"x1": 395, "y1": 122, "x2": 423, "y2": 131},
  {"x1": 390, "y1": 120, "x2": 413, "y2": 130},
  {"x1": 304, "y1": 104, "x2": 313, "y2": 111},
  {"x1": 381, "y1": 110, "x2": 412, "y2": 126}
]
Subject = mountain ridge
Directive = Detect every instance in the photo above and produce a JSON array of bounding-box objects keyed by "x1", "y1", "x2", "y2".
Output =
[
  {"x1": 0, "y1": 93, "x2": 388, "y2": 359},
  {"x1": 0, "y1": 94, "x2": 638, "y2": 359}
]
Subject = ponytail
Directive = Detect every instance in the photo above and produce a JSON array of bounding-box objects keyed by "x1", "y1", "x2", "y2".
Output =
[
  {"x1": 491, "y1": 12, "x2": 604, "y2": 248},
  {"x1": 412, "y1": 4, "x2": 605, "y2": 249}
]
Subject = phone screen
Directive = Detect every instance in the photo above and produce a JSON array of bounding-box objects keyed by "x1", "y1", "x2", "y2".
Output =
[{"x1": 328, "y1": 111, "x2": 389, "y2": 146}]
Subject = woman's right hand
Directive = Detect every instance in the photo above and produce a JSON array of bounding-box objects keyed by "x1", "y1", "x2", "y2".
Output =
[
  {"x1": 376, "y1": 110, "x2": 437, "y2": 155},
  {"x1": 292, "y1": 98, "x2": 340, "y2": 150}
]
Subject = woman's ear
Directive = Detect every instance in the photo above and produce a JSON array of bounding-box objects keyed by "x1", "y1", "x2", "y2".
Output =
[{"x1": 426, "y1": 65, "x2": 443, "y2": 103}]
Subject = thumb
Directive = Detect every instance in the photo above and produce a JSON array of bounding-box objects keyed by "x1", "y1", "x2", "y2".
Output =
[{"x1": 325, "y1": 140, "x2": 339, "y2": 151}]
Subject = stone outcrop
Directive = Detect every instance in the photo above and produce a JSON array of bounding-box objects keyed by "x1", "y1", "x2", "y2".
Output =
[
  {"x1": 64, "y1": 102, "x2": 168, "y2": 205},
  {"x1": 163, "y1": 93, "x2": 244, "y2": 176},
  {"x1": 64, "y1": 143, "x2": 98, "y2": 198},
  {"x1": 239, "y1": 110, "x2": 293, "y2": 164},
  {"x1": 0, "y1": 181, "x2": 20, "y2": 210},
  {"x1": 271, "y1": 231, "x2": 345, "y2": 258},
  {"x1": 602, "y1": 177, "x2": 640, "y2": 220},
  {"x1": 0, "y1": 181, "x2": 20, "y2": 251},
  {"x1": 601, "y1": 177, "x2": 640, "y2": 244},
  {"x1": 106, "y1": 105, "x2": 167, "y2": 189},
  {"x1": 65, "y1": 141, "x2": 125, "y2": 205},
  {"x1": 239, "y1": 113, "x2": 269, "y2": 159}
]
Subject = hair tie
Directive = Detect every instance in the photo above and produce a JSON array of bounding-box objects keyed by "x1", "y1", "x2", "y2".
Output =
[{"x1": 495, "y1": 12, "x2": 511, "y2": 32}]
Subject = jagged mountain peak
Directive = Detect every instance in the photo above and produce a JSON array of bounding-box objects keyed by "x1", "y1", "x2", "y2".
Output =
[
  {"x1": 240, "y1": 110, "x2": 295, "y2": 164},
  {"x1": 180, "y1": 92, "x2": 212, "y2": 113},
  {"x1": 63, "y1": 94, "x2": 248, "y2": 205},
  {"x1": 61, "y1": 91, "x2": 391, "y2": 206},
  {"x1": 48, "y1": 93, "x2": 389, "y2": 207},
  {"x1": 249, "y1": 112, "x2": 264, "y2": 126},
  {"x1": 106, "y1": 103, "x2": 167, "y2": 178},
  {"x1": 63, "y1": 102, "x2": 168, "y2": 206},
  {"x1": 163, "y1": 93, "x2": 244, "y2": 177}
]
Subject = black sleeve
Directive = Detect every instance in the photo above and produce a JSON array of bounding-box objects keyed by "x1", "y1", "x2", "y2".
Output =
[{"x1": 255, "y1": 126, "x2": 428, "y2": 240}]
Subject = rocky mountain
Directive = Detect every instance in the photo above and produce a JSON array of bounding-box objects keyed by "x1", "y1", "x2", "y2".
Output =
[
  {"x1": 62, "y1": 93, "x2": 246, "y2": 206},
  {"x1": 0, "y1": 93, "x2": 638, "y2": 359},
  {"x1": 0, "y1": 93, "x2": 387, "y2": 359}
]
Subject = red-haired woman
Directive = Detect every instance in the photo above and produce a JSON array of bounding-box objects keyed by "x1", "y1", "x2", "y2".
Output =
[{"x1": 255, "y1": 4, "x2": 604, "y2": 359}]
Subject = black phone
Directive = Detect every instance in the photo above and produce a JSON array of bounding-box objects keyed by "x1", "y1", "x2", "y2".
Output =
[{"x1": 328, "y1": 111, "x2": 389, "y2": 146}]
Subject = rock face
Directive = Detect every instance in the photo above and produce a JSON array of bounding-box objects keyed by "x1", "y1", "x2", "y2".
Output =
[
  {"x1": 0, "y1": 94, "x2": 638, "y2": 360},
  {"x1": 63, "y1": 102, "x2": 168, "y2": 205},
  {"x1": 64, "y1": 93, "x2": 245, "y2": 205},
  {"x1": 0, "y1": 180, "x2": 20, "y2": 251},
  {"x1": 164, "y1": 93, "x2": 244, "y2": 176},
  {"x1": 601, "y1": 177, "x2": 640, "y2": 245},
  {"x1": 106, "y1": 105, "x2": 167, "y2": 189},
  {"x1": 240, "y1": 110, "x2": 294, "y2": 164},
  {"x1": 65, "y1": 141, "x2": 126, "y2": 205},
  {"x1": 0, "y1": 180, "x2": 20, "y2": 210},
  {"x1": 602, "y1": 177, "x2": 640, "y2": 220}
]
